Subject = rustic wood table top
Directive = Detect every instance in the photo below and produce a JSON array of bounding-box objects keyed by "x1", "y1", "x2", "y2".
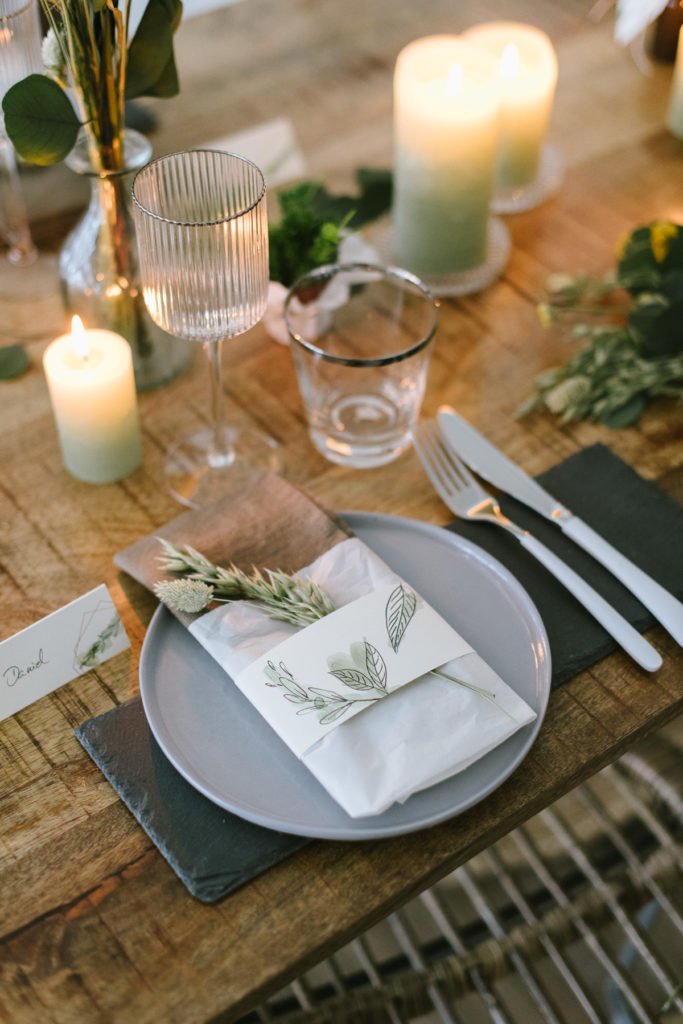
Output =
[{"x1": 1, "y1": 0, "x2": 682, "y2": 1021}]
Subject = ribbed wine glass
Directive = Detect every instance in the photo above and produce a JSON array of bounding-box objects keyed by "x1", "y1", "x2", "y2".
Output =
[{"x1": 132, "y1": 149, "x2": 278, "y2": 507}]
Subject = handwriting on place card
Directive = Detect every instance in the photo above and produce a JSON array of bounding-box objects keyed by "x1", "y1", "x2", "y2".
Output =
[{"x1": 0, "y1": 585, "x2": 130, "y2": 722}]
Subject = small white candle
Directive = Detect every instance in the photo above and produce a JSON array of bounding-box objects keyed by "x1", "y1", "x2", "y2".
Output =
[
  {"x1": 464, "y1": 22, "x2": 558, "y2": 191},
  {"x1": 393, "y1": 36, "x2": 500, "y2": 276},
  {"x1": 43, "y1": 317, "x2": 142, "y2": 484},
  {"x1": 667, "y1": 27, "x2": 683, "y2": 139}
]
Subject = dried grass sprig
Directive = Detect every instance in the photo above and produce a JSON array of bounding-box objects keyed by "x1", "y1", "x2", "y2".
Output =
[{"x1": 155, "y1": 539, "x2": 336, "y2": 627}]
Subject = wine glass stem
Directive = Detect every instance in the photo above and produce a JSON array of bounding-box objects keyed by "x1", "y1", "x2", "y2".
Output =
[
  {"x1": 0, "y1": 135, "x2": 38, "y2": 267},
  {"x1": 204, "y1": 338, "x2": 235, "y2": 469}
]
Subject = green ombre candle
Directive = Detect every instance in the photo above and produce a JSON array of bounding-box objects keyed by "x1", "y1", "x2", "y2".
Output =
[
  {"x1": 464, "y1": 22, "x2": 558, "y2": 192},
  {"x1": 392, "y1": 36, "x2": 499, "y2": 276},
  {"x1": 43, "y1": 317, "x2": 142, "y2": 484}
]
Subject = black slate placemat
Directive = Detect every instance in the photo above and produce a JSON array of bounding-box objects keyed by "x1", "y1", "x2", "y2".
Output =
[
  {"x1": 76, "y1": 700, "x2": 308, "y2": 902},
  {"x1": 76, "y1": 443, "x2": 683, "y2": 902}
]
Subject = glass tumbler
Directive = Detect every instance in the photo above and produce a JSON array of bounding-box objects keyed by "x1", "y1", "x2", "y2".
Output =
[{"x1": 284, "y1": 263, "x2": 438, "y2": 468}]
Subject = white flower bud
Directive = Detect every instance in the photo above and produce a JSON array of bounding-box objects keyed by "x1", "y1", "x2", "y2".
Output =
[
  {"x1": 41, "y1": 29, "x2": 66, "y2": 81},
  {"x1": 153, "y1": 579, "x2": 214, "y2": 614}
]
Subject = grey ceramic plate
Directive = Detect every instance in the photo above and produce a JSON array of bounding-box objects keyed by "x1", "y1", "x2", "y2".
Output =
[{"x1": 139, "y1": 513, "x2": 551, "y2": 840}]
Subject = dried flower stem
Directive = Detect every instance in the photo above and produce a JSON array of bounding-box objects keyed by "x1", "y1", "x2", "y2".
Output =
[{"x1": 157, "y1": 539, "x2": 336, "y2": 627}]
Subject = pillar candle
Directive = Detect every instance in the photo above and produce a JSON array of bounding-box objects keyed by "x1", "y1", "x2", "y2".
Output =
[
  {"x1": 43, "y1": 317, "x2": 142, "y2": 484},
  {"x1": 667, "y1": 27, "x2": 683, "y2": 138},
  {"x1": 393, "y1": 36, "x2": 500, "y2": 276},
  {"x1": 464, "y1": 22, "x2": 558, "y2": 191}
]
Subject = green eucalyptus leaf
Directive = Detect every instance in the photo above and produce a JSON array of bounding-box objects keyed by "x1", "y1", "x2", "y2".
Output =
[
  {"x1": 125, "y1": 0, "x2": 182, "y2": 100},
  {"x1": 2, "y1": 75, "x2": 80, "y2": 165},
  {"x1": 141, "y1": 49, "x2": 179, "y2": 98},
  {"x1": 599, "y1": 394, "x2": 647, "y2": 429},
  {"x1": 0, "y1": 344, "x2": 30, "y2": 379}
]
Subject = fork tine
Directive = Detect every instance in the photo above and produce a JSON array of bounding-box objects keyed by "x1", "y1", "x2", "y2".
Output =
[
  {"x1": 442, "y1": 442, "x2": 478, "y2": 489},
  {"x1": 418, "y1": 420, "x2": 469, "y2": 495},
  {"x1": 428, "y1": 424, "x2": 477, "y2": 489},
  {"x1": 413, "y1": 421, "x2": 450, "y2": 499}
]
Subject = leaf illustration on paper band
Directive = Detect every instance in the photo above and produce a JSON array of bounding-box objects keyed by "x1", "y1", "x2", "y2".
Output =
[
  {"x1": 385, "y1": 584, "x2": 417, "y2": 652},
  {"x1": 328, "y1": 667, "x2": 374, "y2": 690},
  {"x1": 279, "y1": 678, "x2": 308, "y2": 699},
  {"x1": 264, "y1": 660, "x2": 308, "y2": 699},
  {"x1": 283, "y1": 692, "x2": 309, "y2": 704},
  {"x1": 309, "y1": 687, "x2": 346, "y2": 702},
  {"x1": 354, "y1": 640, "x2": 387, "y2": 691},
  {"x1": 263, "y1": 659, "x2": 387, "y2": 725}
]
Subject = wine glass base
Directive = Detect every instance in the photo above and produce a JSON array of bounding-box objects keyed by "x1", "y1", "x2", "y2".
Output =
[
  {"x1": 165, "y1": 426, "x2": 281, "y2": 509},
  {"x1": 491, "y1": 144, "x2": 565, "y2": 214},
  {"x1": 0, "y1": 253, "x2": 64, "y2": 341}
]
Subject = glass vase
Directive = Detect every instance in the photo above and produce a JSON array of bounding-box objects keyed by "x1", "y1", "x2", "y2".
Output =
[{"x1": 60, "y1": 129, "x2": 190, "y2": 390}]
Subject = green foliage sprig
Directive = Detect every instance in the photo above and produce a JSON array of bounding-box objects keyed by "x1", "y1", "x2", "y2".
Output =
[
  {"x1": 77, "y1": 614, "x2": 123, "y2": 669},
  {"x1": 2, "y1": 0, "x2": 182, "y2": 170},
  {"x1": 521, "y1": 221, "x2": 683, "y2": 428},
  {"x1": 269, "y1": 169, "x2": 392, "y2": 287}
]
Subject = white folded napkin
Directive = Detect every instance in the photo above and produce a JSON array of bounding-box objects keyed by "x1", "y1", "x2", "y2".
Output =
[{"x1": 190, "y1": 538, "x2": 536, "y2": 818}]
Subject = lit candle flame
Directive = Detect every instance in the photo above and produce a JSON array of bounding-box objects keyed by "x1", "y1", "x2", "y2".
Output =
[
  {"x1": 500, "y1": 43, "x2": 520, "y2": 79},
  {"x1": 446, "y1": 63, "x2": 463, "y2": 98},
  {"x1": 71, "y1": 315, "x2": 90, "y2": 361}
]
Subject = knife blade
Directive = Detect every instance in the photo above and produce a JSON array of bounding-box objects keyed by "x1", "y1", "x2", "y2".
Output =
[
  {"x1": 437, "y1": 405, "x2": 683, "y2": 646},
  {"x1": 437, "y1": 406, "x2": 570, "y2": 523}
]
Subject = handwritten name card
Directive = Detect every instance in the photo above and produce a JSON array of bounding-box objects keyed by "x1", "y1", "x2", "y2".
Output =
[{"x1": 0, "y1": 585, "x2": 130, "y2": 721}]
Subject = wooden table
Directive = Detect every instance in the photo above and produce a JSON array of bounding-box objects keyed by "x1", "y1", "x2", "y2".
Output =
[{"x1": 1, "y1": 1, "x2": 682, "y2": 1021}]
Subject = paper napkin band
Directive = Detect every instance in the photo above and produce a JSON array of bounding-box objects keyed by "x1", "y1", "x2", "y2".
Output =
[{"x1": 231, "y1": 580, "x2": 472, "y2": 758}]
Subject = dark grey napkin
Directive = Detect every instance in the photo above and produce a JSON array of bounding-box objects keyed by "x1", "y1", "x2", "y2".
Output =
[{"x1": 76, "y1": 443, "x2": 683, "y2": 902}]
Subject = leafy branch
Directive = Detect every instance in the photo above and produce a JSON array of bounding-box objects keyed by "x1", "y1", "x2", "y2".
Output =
[
  {"x1": 521, "y1": 221, "x2": 683, "y2": 428},
  {"x1": 269, "y1": 169, "x2": 392, "y2": 287}
]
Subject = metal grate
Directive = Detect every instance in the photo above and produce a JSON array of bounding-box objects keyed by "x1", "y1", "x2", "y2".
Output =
[{"x1": 237, "y1": 722, "x2": 683, "y2": 1024}]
